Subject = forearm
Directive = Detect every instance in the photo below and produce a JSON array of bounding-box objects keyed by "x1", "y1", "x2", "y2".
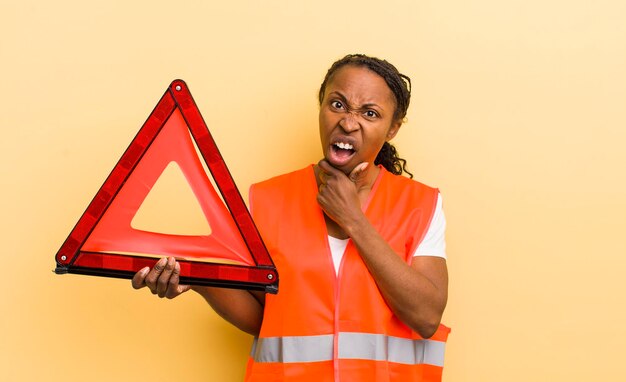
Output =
[
  {"x1": 345, "y1": 216, "x2": 448, "y2": 338},
  {"x1": 192, "y1": 286, "x2": 264, "y2": 336},
  {"x1": 316, "y1": 161, "x2": 448, "y2": 337}
]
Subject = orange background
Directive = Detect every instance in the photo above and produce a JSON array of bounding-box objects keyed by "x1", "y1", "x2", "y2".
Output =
[{"x1": 2, "y1": 1, "x2": 625, "y2": 381}]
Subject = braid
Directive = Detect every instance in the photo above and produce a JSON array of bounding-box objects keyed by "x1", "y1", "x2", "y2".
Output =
[
  {"x1": 319, "y1": 54, "x2": 414, "y2": 178},
  {"x1": 375, "y1": 142, "x2": 414, "y2": 179}
]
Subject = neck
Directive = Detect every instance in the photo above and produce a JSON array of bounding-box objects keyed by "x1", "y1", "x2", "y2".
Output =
[{"x1": 354, "y1": 164, "x2": 380, "y2": 191}]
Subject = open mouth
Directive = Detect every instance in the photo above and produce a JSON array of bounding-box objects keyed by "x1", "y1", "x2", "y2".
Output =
[{"x1": 329, "y1": 141, "x2": 356, "y2": 165}]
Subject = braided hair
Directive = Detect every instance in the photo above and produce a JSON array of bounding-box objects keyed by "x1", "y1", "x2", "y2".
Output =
[{"x1": 318, "y1": 54, "x2": 414, "y2": 178}]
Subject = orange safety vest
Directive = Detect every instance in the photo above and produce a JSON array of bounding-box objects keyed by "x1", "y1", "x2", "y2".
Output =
[{"x1": 246, "y1": 165, "x2": 450, "y2": 381}]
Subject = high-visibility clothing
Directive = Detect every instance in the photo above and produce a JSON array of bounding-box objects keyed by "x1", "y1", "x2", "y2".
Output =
[{"x1": 246, "y1": 165, "x2": 450, "y2": 381}]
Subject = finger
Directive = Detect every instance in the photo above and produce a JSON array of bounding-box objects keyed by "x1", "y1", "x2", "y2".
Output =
[
  {"x1": 131, "y1": 267, "x2": 150, "y2": 289},
  {"x1": 318, "y1": 170, "x2": 327, "y2": 184},
  {"x1": 165, "y1": 262, "x2": 181, "y2": 299},
  {"x1": 349, "y1": 162, "x2": 369, "y2": 182},
  {"x1": 145, "y1": 257, "x2": 168, "y2": 292},
  {"x1": 165, "y1": 262, "x2": 188, "y2": 299},
  {"x1": 157, "y1": 257, "x2": 176, "y2": 298},
  {"x1": 318, "y1": 159, "x2": 341, "y2": 176}
]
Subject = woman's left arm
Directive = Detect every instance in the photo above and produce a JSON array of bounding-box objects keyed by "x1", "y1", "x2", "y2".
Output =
[
  {"x1": 347, "y1": 220, "x2": 448, "y2": 339},
  {"x1": 317, "y1": 160, "x2": 448, "y2": 338}
]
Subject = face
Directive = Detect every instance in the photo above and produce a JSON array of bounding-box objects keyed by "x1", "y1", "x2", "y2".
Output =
[{"x1": 319, "y1": 65, "x2": 401, "y2": 174}]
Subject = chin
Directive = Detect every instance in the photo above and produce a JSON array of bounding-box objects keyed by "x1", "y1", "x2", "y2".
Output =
[
  {"x1": 328, "y1": 161, "x2": 354, "y2": 174},
  {"x1": 324, "y1": 154, "x2": 357, "y2": 172}
]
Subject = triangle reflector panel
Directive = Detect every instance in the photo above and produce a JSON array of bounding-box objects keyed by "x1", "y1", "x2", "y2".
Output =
[{"x1": 55, "y1": 80, "x2": 278, "y2": 293}]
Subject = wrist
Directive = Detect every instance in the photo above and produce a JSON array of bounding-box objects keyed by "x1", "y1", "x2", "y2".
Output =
[{"x1": 343, "y1": 212, "x2": 370, "y2": 239}]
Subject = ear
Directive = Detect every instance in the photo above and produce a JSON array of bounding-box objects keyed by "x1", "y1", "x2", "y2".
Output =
[{"x1": 386, "y1": 120, "x2": 402, "y2": 141}]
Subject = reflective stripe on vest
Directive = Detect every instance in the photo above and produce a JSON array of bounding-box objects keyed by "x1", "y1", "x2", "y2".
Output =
[{"x1": 251, "y1": 333, "x2": 446, "y2": 367}]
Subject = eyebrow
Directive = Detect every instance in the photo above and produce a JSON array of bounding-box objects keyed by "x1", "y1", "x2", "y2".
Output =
[{"x1": 328, "y1": 91, "x2": 383, "y2": 111}]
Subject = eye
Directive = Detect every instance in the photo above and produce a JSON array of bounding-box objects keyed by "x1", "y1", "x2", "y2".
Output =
[
  {"x1": 364, "y1": 110, "x2": 379, "y2": 118},
  {"x1": 330, "y1": 100, "x2": 344, "y2": 110}
]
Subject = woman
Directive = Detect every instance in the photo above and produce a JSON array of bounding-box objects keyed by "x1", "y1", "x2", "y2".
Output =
[{"x1": 132, "y1": 54, "x2": 450, "y2": 381}]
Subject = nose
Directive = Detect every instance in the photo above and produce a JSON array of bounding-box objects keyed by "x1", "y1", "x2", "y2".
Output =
[{"x1": 339, "y1": 113, "x2": 360, "y2": 132}]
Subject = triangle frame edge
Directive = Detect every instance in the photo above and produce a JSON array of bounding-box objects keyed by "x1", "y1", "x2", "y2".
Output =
[{"x1": 54, "y1": 79, "x2": 278, "y2": 293}]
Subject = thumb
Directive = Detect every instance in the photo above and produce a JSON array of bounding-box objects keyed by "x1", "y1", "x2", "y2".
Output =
[{"x1": 349, "y1": 162, "x2": 369, "y2": 182}]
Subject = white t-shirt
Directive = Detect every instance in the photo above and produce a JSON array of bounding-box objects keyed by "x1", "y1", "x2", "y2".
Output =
[{"x1": 327, "y1": 193, "x2": 446, "y2": 275}]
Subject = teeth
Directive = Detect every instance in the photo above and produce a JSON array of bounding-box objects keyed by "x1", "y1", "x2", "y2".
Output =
[{"x1": 335, "y1": 142, "x2": 354, "y2": 150}]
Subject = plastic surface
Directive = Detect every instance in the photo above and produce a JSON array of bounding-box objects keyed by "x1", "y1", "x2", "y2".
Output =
[{"x1": 54, "y1": 80, "x2": 278, "y2": 293}]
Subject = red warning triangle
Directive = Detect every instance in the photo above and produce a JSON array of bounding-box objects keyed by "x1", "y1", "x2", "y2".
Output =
[{"x1": 55, "y1": 80, "x2": 278, "y2": 293}]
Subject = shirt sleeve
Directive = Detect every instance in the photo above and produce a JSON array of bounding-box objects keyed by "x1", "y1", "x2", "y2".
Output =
[{"x1": 413, "y1": 193, "x2": 447, "y2": 259}]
